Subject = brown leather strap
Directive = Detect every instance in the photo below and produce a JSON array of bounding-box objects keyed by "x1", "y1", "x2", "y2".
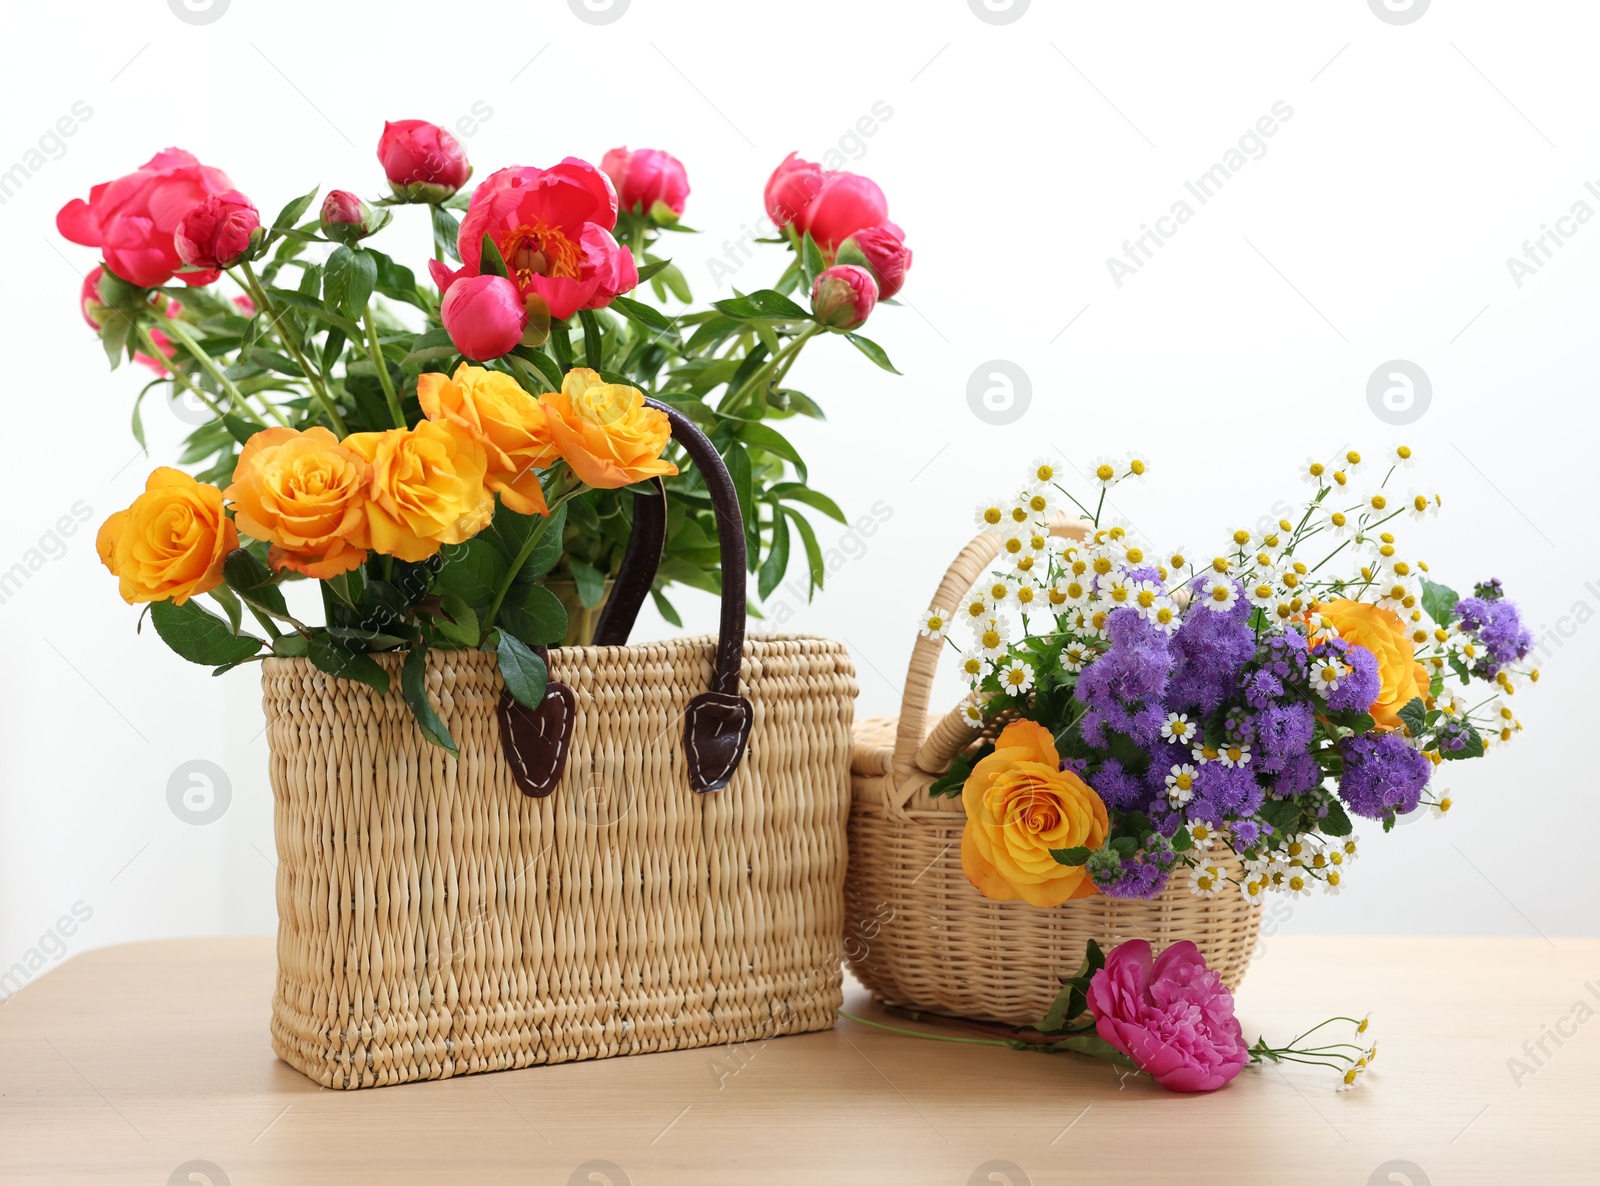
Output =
[{"x1": 502, "y1": 399, "x2": 753, "y2": 796}]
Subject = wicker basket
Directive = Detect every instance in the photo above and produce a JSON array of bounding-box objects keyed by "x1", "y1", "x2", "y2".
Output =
[
  {"x1": 845, "y1": 517, "x2": 1262, "y2": 1026},
  {"x1": 262, "y1": 402, "x2": 858, "y2": 1088}
]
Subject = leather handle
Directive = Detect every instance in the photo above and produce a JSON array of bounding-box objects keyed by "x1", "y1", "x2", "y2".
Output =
[{"x1": 502, "y1": 399, "x2": 753, "y2": 796}]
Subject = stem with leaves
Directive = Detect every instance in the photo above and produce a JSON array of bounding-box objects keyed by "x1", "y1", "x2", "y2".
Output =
[
  {"x1": 364, "y1": 306, "x2": 406, "y2": 429},
  {"x1": 482, "y1": 477, "x2": 581, "y2": 631},
  {"x1": 236, "y1": 262, "x2": 348, "y2": 436}
]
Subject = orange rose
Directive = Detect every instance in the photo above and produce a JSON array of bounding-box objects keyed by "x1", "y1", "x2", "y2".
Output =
[
  {"x1": 343, "y1": 419, "x2": 494, "y2": 562},
  {"x1": 540, "y1": 367, "x2": 678, "y2": 490},
  {"x1": 1314, "y1": 598, "x2": 1430, "y2": 730},
  {"x1": 224, "y1": 427, "x2": 370, "y2": 578},
  {"x1": 97, "y1": 467, "x2": 238, "y2": 605},
  {"x1": 417, "y1": 363, "x2": 554, "y2": 515},
  {"x1": 961, "y1": 720, "x2": 1110, "y2": 908}
]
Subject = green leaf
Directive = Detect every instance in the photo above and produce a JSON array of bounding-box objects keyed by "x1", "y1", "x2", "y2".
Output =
[
  {"x1": 928, "y1": 752, "x2": 975, "y2": 799},
  {"x1": 244, "y1": 346, "x2": 301, "y2": 377},
  {"x1": 479, "y1": 234, "x2": 510, "y2": 280},
  {"x1": 785, "y1": 507, "x2": 824, "y2": 595},
  {"x1": 1049, "y1": 847, "x2": 1091, "y2": 866},
  {"x1": 568, "y1": 557, "x2": 607, "y2": 609},
  {"x1": 150, "y1": 600, "x2": 265, "y2": 666},
  {"x1": 738, "y1": 422, "x2": 808, "y2": 483},
  {"x1": 324, "y1": 246, "x2": 378, "y2": 321},
  {"x1": 220, "y1": 413, "x2": 258, "y2": 446},
  {"x1": 403, "y1": 326, "x2": 459, "y2": 366},
  {"x1": 1322, "y1": 797, "x2": 1354, "y2": 838},
  {"x1": 272, "y1": 633, "x2": 310, "y2": 658},
  {"x1": 324, "y1": 566, "x2": 364, "y2": 608},
  {"x1": 436, "y1": 538, "x2": 506, "y2": 609},
  {"x1": 800, "y1": 233, "x2": 826, "y2": 286},
  {"x1": 651, "y1": 586, "x2": 682, "y2": 628},
  {"x1": 636, "y1": 256, "x2": 672, "y2": 285},
  {"x1": 1045, "y1": 1034, "x2": 1137, "y2": 1069},
  {"x1": 712, "y1": 289, "x2": 809, "y2": 321},
  {"x1": 308, "y1": 632, "x2": 391, "y2": 694},
  {"x1": 510, "y1": 346, "x2": 563, "y2": 392},
  {"x1": 402, "y1": 645, "x2": 457, "y2": 755},
  {"x1": 611, "y1": 295, "x2": 675, "y2": 333},
  {"x1": 431, "y1": 205, "x2": 461, "y2": 263},
  {"x1": 771, "y1": 482, "x2": 846, "y2": 523},
  {"x1": 494, "y1": 630, "x2": 549, "y2": 708},
  {"x1": 1172, "y1": 826, "x2": 1193, "y2": 853},
  {"x1": 222, "y1": 548, "x2": 289, "y2": 617},
  {"x1": 843, "y1": 332, "x2": 900, "y2": 374},
  {"x1": 758, "y1": 503, "x2": 791, "y2": 600},
  {"x1": 1440, "y1": 722, "x2": 1486, "y2": 761},
  {"x1": 725, "y1": 441, "x2": 758, "y2": 565},
  {"x1": 268, "y1": 187, "x2": 319, "y2": 240},
  {"x1": 432, "y1": 591, "x2": 480, "y2": 647},
  {"x1": 498, "y1": 583, "x2": 568, "y2": 647},
  {"x1": 208, "y1": 586, "x2": 243, "y2": 634},
  {"x1": 1396, "y1": 696, "x2": 1428, "y2": 738},
  {"x1": 578, "y1": 308, "x2": 605, "y2": 371},
  {"x1": 1420, "y1": 577, "x2": 1461, "y2": 627}
]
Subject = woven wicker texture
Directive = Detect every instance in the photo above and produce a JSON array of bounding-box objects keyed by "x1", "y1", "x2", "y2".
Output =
[
  {"x1": 845, "y1": 519, "x2": 1263, "y2": 1026},
  {"x1": 263, "y1": 638, "x2": 856, "y2": 1089}
]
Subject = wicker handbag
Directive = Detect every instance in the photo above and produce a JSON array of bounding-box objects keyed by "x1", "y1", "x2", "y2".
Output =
[
  {"x1": 845, "y1": 517, "x2": 1262, "y2": 1026},
  {"x1": 263, "y1": 404, "x2": 857, "y2": 1088}
]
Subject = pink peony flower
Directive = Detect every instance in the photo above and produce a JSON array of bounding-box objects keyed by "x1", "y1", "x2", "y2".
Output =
[
  {"x1": 811, "y1": 264, "x2": 878, "y2": 330},
  {"x1": 1085, "y1": 940, "x2": 1251, "y2": 1093},
  {"x1": 794, "y1": 171, "x2": 888, "y2": 251},
  {"x1": 439, "y1": 274, "x2": 528, "y2": 361},
  {"x1": 57, "y1": 148, "x2": 235, "y2": 287},
  {"x1": 378, "y1": 119, "x2": 471, "y2": 202},
  {"x1": 601, "y1": 146, "x2": 690, "y2": 221},
  {"x1": 839, "y1": 223, "x2": 912, "y2": 299},
  {"x1": 764, "y1": 152, "x2": 827, "y2": 229},
  {"x1": 430, "y1": 158, "x2": 637, "y2": 323},
  {"x1": 174, "y1": 190, "x2": 260, "y2": 271}
]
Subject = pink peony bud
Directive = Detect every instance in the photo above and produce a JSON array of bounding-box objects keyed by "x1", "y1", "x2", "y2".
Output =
[
  {"x1": 837, "y1": 223, "x2": 912, "y2": 300},
  {"x1": 764, "y1": 152, "x2": 827, "y2": 229},
  {"x1": 320, "y1": 189, "x2": 374, "y2": 245},
  {"x1": 440, "y1": 274, "x2": 529, "y2": 361},
  {"x1": 601, "y1": 147, "x2": 690, "y2": 223},
  {"x1": 378, "y1": 120, "x2": 471, "y2": 203},
  {"x1": 794, "y1": 172, "x2": 888, "y2": 252},
  {"x1": 810, "y1": 264, "x2": 878, "y2": 330},
  {"x1": 174, "y1": 190, "x2": 260, "y2": 271}
]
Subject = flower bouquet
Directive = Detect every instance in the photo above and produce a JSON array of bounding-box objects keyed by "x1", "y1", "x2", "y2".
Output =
[
  {"x1": 66, "y1": 125, "x2": 909, "y2": 744},
  {"x1": 843, "y1": 445, "x2": 1539, "y2": 1079}
]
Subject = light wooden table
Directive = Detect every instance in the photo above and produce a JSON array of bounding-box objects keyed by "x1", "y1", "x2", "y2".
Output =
[{"x1": 0, "y1": 937, "x2": 1594, "y2": 1184}]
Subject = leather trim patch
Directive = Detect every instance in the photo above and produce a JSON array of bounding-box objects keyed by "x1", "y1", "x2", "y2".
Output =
[
  {"x1": 497, "y1": 685, "x2": 576, "y2": 798},
  {"x1": 683, "y1": 692, "x2": 753, "y2": 793}
]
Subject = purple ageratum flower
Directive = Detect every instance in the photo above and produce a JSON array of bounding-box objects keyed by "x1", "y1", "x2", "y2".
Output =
[
  {"x1": 1231, "y1": 820, "x2": 1260, "y2": 848},
  {"x1": 1271, "y1": 749, "x2": 1324, "y2": 799},
  {"x1": 1455, "y1": 589, "x2": 1532, "y2": 679},
  {"x1": 1243, "y1": 669, "x2": 1284, "y2": 710},
  {"x1": 1091, "y1": 757, "x2": 1152, "y2": 811},
  {"x1": 1337, "y1": 731, "x2": 1432, "y2": 819},
  {"x1": 1250, "y1": 701, "x2": 1314, "y2": 773},
  {"x1": 1194, "y1": 761, "x2": 1264, "y2": 818},
  {"x1": 1167, "y1": 580, "x2": 1255, "y2": 716},
  {"x1": 1100, "y1": 859, "x2": 1171, "y2": 900},
  {"x1": 1075, "y1": 608, "x2": 1174, "y2": 745},
  {"x1": 1313, "y1": 637, "x2": 1382, "y2": 714}
]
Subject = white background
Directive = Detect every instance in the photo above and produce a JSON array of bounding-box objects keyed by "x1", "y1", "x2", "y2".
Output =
[{"x1": 2, "y1": 0, "x2": 1595, "y2": 983}]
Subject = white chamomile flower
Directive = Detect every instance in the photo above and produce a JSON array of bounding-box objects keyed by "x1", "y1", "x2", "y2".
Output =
[
  {"x1": 998, "y1": 658, "x2": 1035, "y2": 697},
  {"x1": 955, "y1": 646, "x2": 987, "y2": 685},
  {"x1": 1165, "y1": 544, "x2": 1192, "y2": 574},
  {"x1": 980, "y1": 577, "x2": 1016, "y2": 614},
  {"x1": 1405, "y1": 489, "x2": 1441, "y2": 521},
  {"x1": 1017, "y1": 485, "x2": 1055, "y2": 520},
  {"x1": 1217, "y1": 742, "x2": 1251, "y2": 769},
  {"x1": 1053, "y1": 576, "x2": 1091, "y2": 609},
  {"x1": 1187, "y1": 821, "x2": 1217, "y2": 849},
  {"x1": 1338, "y1": 835, "x2": 1361, "y2": 864},
  {"x1": 1090, "y1": 455, "x2": 1122, "y2": 488},
  {"x1": 1011, "y1": 578, "x2": 1046, "y2": 615},
  {"x1": 1360, "y1": 490, "x2": 1390, "y2": 517},
  {"x1": 1247, "y1": 578, "x2": 1279, "y2": 608},
  {"x1": 1191, "y1": 741, "x2": 1222, "y2": 765},
  {"x1": 1375, "y1": 577, "x2": 1412, "y2": 614},
  {"x1": 1148, "y1": 598, "x2": 1181, "y2": 634},
  {"x1": 974, "y1": 499, "x2": 1008, "y2": 533},
  {"x1": 1200, "y1": 577, "x2": 1238, "y2": 613},
  {"x1": 916, "y1": 607, "x2": 950, "y2": 641},
  {"x1": 1123, "y1": 452, "x2": 1150, "y2": 482},
  {"x1": 1165, "y1": 764, "x2": 1198, "y2": 806},
  {"x1": 1189, "y1": 860, "x2": 1225, "y2": 899},
  {"x1": 1323, "y1": 506, "x2": 1353, "y2": 538},
  {"x1": 958, "y1": 591, "x2": 991, "y2": 624},
  {"x1": 995, "y1": 526, "x2": 1030, "y2": 565},
  {"x1": 1300, "y1": 457, "x2": 1329, "y2": 486},
  {"x1": 1060, "y1": 642, "x2": 1093, "y2": 673},
  {"x1": 1284, "y1": 871, "x2": 1314, "y2": 899},
  {"x1": 1255, "y1": 526, "x2": 1290, "y2": 558},
  {"x1": 1130, "y1": 579, "x2": 1165, "y2": 617},
  {"x1": 1026, "y1": 458, "x2": 1060, "y2": 489},
  {"x1": 1240, "y1": 872, "x2": 1268, "y2": 905},
  {"x1": 1102, "y1": 574, "x2": 1136, "y2": 609},
  {"x1": 1161, "y1": 712, "x2": 1195, "y2": 745},
  {"x1": 1323, "y1": 869, "x2": 1344, "y2": 896},
  {"x1": 958, "y1": 693, "x2": 986, "y2": 729},
  {"x1": 1012, "y1": 527, "x2": 1055, "y2": 578},
  {"x1": 1311, "y1": 657, "x2": 1346, "y2": 698},
  {"x1": 973, "y1": 616, "x2": 1012, "y2": 659},
  {"x1": 1340, "y1": 448, "x2": 1364, "y2": 477},
  {"x1": 1390, "y1": 443, "x2": 1416, "y2": 470},
  {"x1": 1431, "y1": 794, "x2": 1453, "y2": 819}
]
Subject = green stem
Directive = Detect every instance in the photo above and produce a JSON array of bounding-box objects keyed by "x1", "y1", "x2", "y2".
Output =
[
  {"x1": 244, "y1": 602, "x2": 283, "y2": 641},
  {"x1": 364, "y1": 306, "x2": 406, "y2": 428},
  {"x1": 482, "y1": 477, "x2": 580, "y2": 631},
  {"x1": 237, "y1": 262, "x2": 348, "y2": 436},
  {"x1": 152, "y1": 317, "x2": 267, "y2": 426},
  {"x1": 724, "y1": 324, "x2": 822, "y2": 414},
  {"x1": 139, "y1": 326, "x2": 230, "y2": 423},
  {"x1": 835, "y1": 1012, "x2": 1015, "y2": 1048}
]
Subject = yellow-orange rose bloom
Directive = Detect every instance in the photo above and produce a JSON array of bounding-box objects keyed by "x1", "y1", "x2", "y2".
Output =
[
  {"x1": 417, "y1": 363, "x2": 554, "y2": 516},
  {"x1": 1315, "y1": 598, "x2": 1430, "y2": 730},
  {"x1": 961, "y1": 720, "x2": 1110, "y2": 907},
  {"x1": 96, "y1": 467, "x2": 238, "y2": 606},
  {"x1": 540, "y1": 367, "x2": 678, "y2": 490},
  {"x1": 343, "y1": 419, "x2": 494, "y2": 562},
  {"x1": 224, "y1": 427, "x2": 370, "y2": 579}
]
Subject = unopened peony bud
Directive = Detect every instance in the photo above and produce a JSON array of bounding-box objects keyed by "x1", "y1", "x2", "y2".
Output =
[
  {"x1": 440, "y1": 274, "x2": 529, "y2": 361},
  {"x1": 836, "y1": 224, "x2": 912, "y2": 300},
  {"x1": 320, "y1": 189, "x2": 386, "y2": 245},
  {"x1": 810, "y1": 264, "x2": 878, "y2": 330},
  {"x1": 378, "y1": 120, "x2": 472, "y2": 204},
  {"x1": 174, "y1": 190, "x2": 261, "y2": 271}
]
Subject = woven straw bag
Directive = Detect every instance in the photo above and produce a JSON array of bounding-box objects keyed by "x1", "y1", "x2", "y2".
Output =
[
  {"x1": 262, "y1": 403, "x2": 857, "y2": 1088},
  {"x1": 845, "y1": 515, "x2": 1262, "y2": 1026}
]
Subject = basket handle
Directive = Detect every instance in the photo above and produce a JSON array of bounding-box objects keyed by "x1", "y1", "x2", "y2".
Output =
[
  {"x1": 889, "y1": 512, "x2": 1088, "y2": 807},
  {"x1": 499, "y1": 398, "x2": 753, "y2": 797}
]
